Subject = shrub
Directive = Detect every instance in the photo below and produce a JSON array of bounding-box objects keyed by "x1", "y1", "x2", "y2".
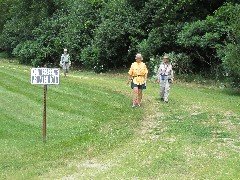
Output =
[
  {"x1": 147, "y1": 52, "x2": 193, "y2": 79},
  {"x1": 215, "y1": 3, "x2": 240, "y2": 85},
  {"x1": 87, "y1": 0, "x2": 142, "y2": 70},
  {"x1": 80, "y1": 45, "x2": 108, "y2": 73},
  {"x1": 13, "y1": 40, "x2": 51, "y2": 67}
]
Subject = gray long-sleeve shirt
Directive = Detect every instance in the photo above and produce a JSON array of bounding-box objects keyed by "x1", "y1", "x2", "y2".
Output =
[{"x1": 157, "y1": 63, "x2": 174, "y2": 80}]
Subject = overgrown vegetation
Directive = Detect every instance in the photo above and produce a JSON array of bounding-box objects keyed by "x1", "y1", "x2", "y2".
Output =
[{"x1": 0, "y1": 0, "x2": 239, "y2": 86}]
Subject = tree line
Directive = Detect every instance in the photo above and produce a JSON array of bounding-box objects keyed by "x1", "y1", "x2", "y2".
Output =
[{"x1": 0, "y1": 0, "x2": 239, "y2": 86}]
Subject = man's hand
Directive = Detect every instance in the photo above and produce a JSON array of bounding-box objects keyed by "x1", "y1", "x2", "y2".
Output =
[
  {"x1": 126, "y1": 80, "x2": 130, "y2": 85},
  {"x1": 156, "y1": 79, "x2": 160, "y2": 83}
]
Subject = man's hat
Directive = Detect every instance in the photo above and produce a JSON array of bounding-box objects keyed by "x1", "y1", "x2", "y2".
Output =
[
  {"x1": 163, "y1": 55, "x2": 169, "y2": 59},
  {"x1": 64, "y1": 49, "x2": 67, "y2": 52}
]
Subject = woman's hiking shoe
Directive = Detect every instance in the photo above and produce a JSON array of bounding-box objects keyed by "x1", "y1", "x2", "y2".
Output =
[{"x1": 132, "y1": 101, "x2": 136, "y2": 108}]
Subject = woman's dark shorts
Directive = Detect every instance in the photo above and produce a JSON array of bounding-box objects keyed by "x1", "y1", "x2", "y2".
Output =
[{"x1": 131, "y1": 82, "x2": 146, "y2": 90}]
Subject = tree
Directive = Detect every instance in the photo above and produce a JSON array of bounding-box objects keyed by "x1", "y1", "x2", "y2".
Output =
[
  {"x1": 177, "y1": 2, "x2": 240, "y2": 82},
  {"x1": 215, "y1": 3, "x2": 240, "y2": 85},
  {"x1": 80, "y1": 0, "x2": 143, "y2": 72},
  {"x1": 1, "y1": 0, "x2": 239, "y2": 82},
  {"x1": 13, "y1": 0, "x2": 103, "y2": 67},
  {"x1": 177, "y1": 16, "x2": 228, "y2": 73},
  {"x1": 0, "y1": 0, "x2": 57, "y2": 54},
  {"x1": 0, "y1": 0, "x2": 16, "y2": 34},
  {"x1": 136, "y1": 0, "x2": 233, "y2": 63}
]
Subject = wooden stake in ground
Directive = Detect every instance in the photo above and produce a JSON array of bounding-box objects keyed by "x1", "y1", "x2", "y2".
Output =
[{"x1": 43, "y1": 85, "x2": 47, "y2": 143}]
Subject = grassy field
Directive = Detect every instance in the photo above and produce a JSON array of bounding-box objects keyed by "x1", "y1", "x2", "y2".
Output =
[{"x1": 0, "y1": 59, "x2": 240, "y2": 179}]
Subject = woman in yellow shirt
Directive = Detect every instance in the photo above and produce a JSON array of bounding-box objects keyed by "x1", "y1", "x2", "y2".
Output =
[{"x1": 127, "y1": 53, "x2": 148, "y2": 107}]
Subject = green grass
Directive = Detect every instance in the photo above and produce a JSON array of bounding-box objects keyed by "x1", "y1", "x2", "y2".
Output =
[{"x1": 0, "y1": 60, "x2": 240, "y2": 179}]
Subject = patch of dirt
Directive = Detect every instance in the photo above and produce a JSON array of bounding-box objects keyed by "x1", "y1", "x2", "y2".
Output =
[
  {"x1": 223, "y1": 111, "x2": 237, "y2": 117},
  {"x1": 69, "y1": 160, "x2": 112, "y2": 170},
  {"x1": 160, "y1": 136, "x2": 177, "y2": 143},
  {"x1": 219, "y1": 120, "x2": 236, "y2": 131},
  {"x1": 137, "y1": 94, "x2": 166, "y2": 141}
]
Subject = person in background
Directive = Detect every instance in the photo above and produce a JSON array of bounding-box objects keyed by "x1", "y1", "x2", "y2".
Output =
[
  {"x1": 127, "y1": 53, "x2": 148, "y2": 107},
  {"x1": 60, "y1": 49, "x2": 71, "y2": 77},
  {"x1": 157, "y1": 55, "x2": 174, "y2": 103}
]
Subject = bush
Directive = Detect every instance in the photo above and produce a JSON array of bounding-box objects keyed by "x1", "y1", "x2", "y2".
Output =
[
  {"x1": 215, "y1": 3, "x2": 240, "y2": 86},
  {"x1": 5, "y1": 0, "x2": 102, "y2": 67},
  {"x1": 137, "y1": 24, "x2": 183, "y2": 61},
  {"x1": 87, "y1": 0, "x2": 142, "y2": 70},
  {"x1": 80, "y1": 45, "x2": 108, "y2": 73},
  {"x1": 0, "y1": 0, "x2": 52, "y2": 55},
  {"x1": 217, "y1": 44, "x2": 240, "y2": 75},
  {"x1": 13, "y1": 41, "x2": 39, "y2": 65},
  {"x1": 177, "y1": 16, "x2": 228, "y2": 74},
  {"x1": 147, "y1": 52, "x2": 193, "y2": 79},
  {"x1": 13, "y1": 40, "x2": 50, "y2": 67}
]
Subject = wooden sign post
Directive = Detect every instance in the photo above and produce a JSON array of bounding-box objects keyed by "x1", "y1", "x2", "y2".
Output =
[
  {"x1": 31, "y1": 68, "x2": 60, "y2": 143},
  {"x1": 43, "y1": 85, "x2": 47, "y2": 143}
]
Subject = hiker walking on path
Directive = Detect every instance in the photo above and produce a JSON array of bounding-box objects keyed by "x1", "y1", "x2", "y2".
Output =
[
  {"x1": 60, "y1": 49, "x2": 71, "y2": 77},
  {"x1": 157, "y1": 55, "x2": 174, "y2": 103},
  {"x1": 127, "y1": 53, "x2": 148, "y2": 107}
]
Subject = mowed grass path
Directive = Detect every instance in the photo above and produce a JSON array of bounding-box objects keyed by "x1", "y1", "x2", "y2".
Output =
[{"x1": 0, "y1": 60, "x2": 240, "y2": 179}]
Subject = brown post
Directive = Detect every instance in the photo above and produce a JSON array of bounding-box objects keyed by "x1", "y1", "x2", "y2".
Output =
[{"x1": 43, "y1": 85, "x2": 47, "y2": 143}]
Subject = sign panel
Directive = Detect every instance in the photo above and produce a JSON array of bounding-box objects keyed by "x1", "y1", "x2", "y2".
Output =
[{"x1": 31, "y1": 68, "x2": 60, "y2": 85}]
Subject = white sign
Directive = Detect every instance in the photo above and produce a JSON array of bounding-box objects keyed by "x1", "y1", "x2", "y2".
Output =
[{"x1": 31, "y1": 68, "x2": 60, "y2": 85}]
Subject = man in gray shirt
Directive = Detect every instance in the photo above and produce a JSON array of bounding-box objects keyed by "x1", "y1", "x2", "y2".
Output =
[
  {"x1": 157, "y1": 55, "x2": 174, "y2": 103},
  {"x1": 60, "y1": 49, "x2": 71, "y2": 77}
]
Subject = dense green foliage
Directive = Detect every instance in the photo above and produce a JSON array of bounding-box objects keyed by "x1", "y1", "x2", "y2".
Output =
[
  {"x1": 216, "y1": 3, "x2": 240, "y2": 83},
  {"x1": 177, "y1": 3, "x2": 240, "y2": 86},
  {"x1": 0, "y1": 0, "x2": 239, "y2": 84}
]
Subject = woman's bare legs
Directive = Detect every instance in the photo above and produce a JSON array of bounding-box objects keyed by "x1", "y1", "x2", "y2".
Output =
[
  {"x1": 132, "y1": 87, "x2": 138, "y2": 107},
  {"x1": 138, "y1": 89, "x2": 142, "y2": 106}
]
